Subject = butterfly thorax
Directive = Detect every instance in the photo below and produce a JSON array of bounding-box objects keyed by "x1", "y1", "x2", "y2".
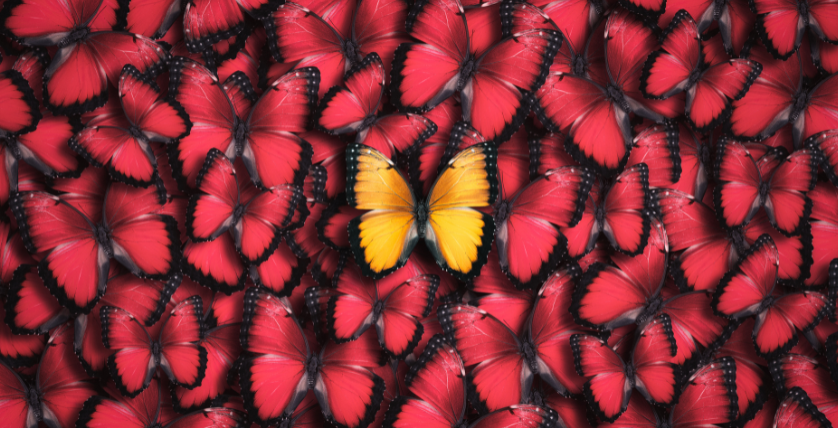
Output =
[
  {"x1": 305, "y1": 354, "x2": 321, "y2": 388},
  {"x1": 494, "y1": 199, "x2": 513, "y2": 224},
  {"x1": 232, "y1": 204, "x2": 246, "y2": 224},
  {"x1": 637, "y1": 295, "x2": 663, "y2": 326},
  {"x1": 758, "y1": 180, "x2": 770, "y2": 202},
  {"x1": 149, "y1": 423, "x2": 163, "y2": 428},
  {"x1": 594, "y1": 203, "x2": 606, "y2": 228},
  {"x1": 758, "y1": 295, "x2": 775, "y2": 313},
  {"x1": 26, "y1": 385, "x2": 42, "y2": 420},
  {"x1": 279, "y1": 418, "x2": 295, "y2": 428},
  {"x1": 415, "y1": 204, "x2": 429, "y2": 237},
  {"x1": 790, "y1": 90, "x2": 811, "y2": 121},
  {"x1": 572, "y1": 54, "x2": 588, "y2": 77},
  {"x1": 60, "y1": 27, "x2": 90, "y2": 48},
  {"x1": 520, "y1": 339, "x2": 540, "y2": 373},
  {"x1": 624, "y1": 363, "x2": 636, "y2": 388},
  {"x1": 372, "y1": 300, "x2": 386, "y2": 319},
  {"x1": 658, "y1": 417, "x2": 673, "y2": 428},
  {"x1": 798, "y1": 0, "x2": 810, "y2": 24},
  {"x1": 698, "y1": 142, "x2": 710, "y2": 167},
  {"x1": 128, "y1": 126, "x2": 147, "y2": 142},
  {"x1": 458, "y1": 57, "x2": 477, "y2": 91},
  {"x1": 342, "y1": 39, "x2": 362, "y2": 65},
  {"x1": 605, "y1": 84, "x2": 628, "y2": 110},
  {"x1": 361, "y1": 115, "x2": 377, "y2": 131},
  {"x1": 233, "y1": 119, "x2": 248, "y2": 156},
  {"x1": 729, "y1": 229, "x2": 747, "y2": 256},
  {"x1": 93, "y1": 223, "x2": 114, "y2": 257},
  {"x1": 151, "y1": 341, "x2": 162, "y2": 358},
  {"x1": 688, "y1": 68, "x2": 703, "y2": 88}
]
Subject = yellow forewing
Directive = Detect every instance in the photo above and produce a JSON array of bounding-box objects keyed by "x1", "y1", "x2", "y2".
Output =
[
  {"x1": 427, "y1": 145, "x2": 495, "y2": 210},
  {"x1": 348, "y1": 145, "x2": 416, "y2": 211}
]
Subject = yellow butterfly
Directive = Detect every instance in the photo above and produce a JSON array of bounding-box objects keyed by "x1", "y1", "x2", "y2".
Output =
[{"x1": 346, "y1": 142, "x2": 498, "y2": 280}]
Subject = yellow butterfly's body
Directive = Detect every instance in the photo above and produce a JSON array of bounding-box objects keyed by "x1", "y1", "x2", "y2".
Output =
[{"x1": 346, "y1": 143, "x2": 498, "y2": 280}]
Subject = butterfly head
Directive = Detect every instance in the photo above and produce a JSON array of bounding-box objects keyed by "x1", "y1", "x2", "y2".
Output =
[
  {"x1": 605, "y1": 84, "x2": 627, "y2": 110},
  {"x1": 305, "y1": 354, "x2": 322, "y2": 388},
  {"x1": 234, "y1": 119, "x2": 248, "y2": 156},
  {"x1": 572, "y1": 54, "x2": 588, "y2": 77},
  {"x1": 494, "y1": 199, "x2": 513, "y2": 224},
  {"x1": 790, "y1": 90, "x2": 811, "y2": 121},
  {"x1": 342, "y1": 39, "x2": 362, "y2": 66},
  {"x1": 637, "y1": 295, "x2": 664, "y2": 326},
  {"x1": 458, "y1": 57, "x2": 478, "y2": 91},
  {"x1": 60, "y1": 27, "x2": 90, "y2": 48},
  {"x1": 520, "y1": 339, "x2": 539, "y2": 374},
  {"x1": 373, "y1": 300, "x2": 386, "y2": 319},
  {"x1": 93, "y1": 223, "x2": 114, "y2": 258},
  {"x1": 128, "y1": 125, "x2": 146, "y2": 142}
]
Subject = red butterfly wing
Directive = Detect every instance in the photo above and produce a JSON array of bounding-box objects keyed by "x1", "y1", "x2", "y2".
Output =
[
  {"x1": 531, "y1": 268, "x2": 590, "y2": 396},
  {"x1": 351, "y1": 0, "x2": 411, "y2": 78},
  {"x1": 714, "y1": 318, "x2": 769, "y2": 423},
  {"x1": 633, "y1": 315, "x2": 679, "y2": 406},
  {"x1": 627, "y1": 123, "x2": 681, "y2": 191},
  {"x1": 463, "y1": 30, "x2": 560, "y2": 143},
  {"x1": 0, "y1": 359, "x2": 35, "y2": 427},
  {"x1": 657, "y1": 189, "x2": 737, "y2": 291},
  {"x1": 469, "y1": 404, "x2": 558, "y2": 428},
  {"x1": 240, "y1": 288, "x2": 310, "y2": 425},
  {"x1": 315, "y1": 330, "x2": 385, "y2": 428},
  {"x1": 101, "y1": 305, "x2": 155, "y2": 397},
  {"x1": 250, "y1": 242, "x2": 308, "y2": 296},
  {"x1": 159, "y1": 296, "x2": 207, "y2": 389},
  {"x1": 5, "y1": 265, "x2": 68, "y2": 335},
  {"x1": 243, "y1": 67, "x2": 317, "y2": 189},
  {"x1": 807, "y1": 182, "x2": 838, "y2": 287},
  {"x1": 439, "y1": 304, "x2": 528, "y2": 412},
  {"x1": 661, "y1": 291, "x2": 726, "y2": 364},
  {"x1": 752, "y1": 0, "x2": 804, "y2": 59},
  {"x1": 497, "y1": 166, "x2": 593, "y2": 288},
  {"x1": 534, "y1": 72, "x2": 630, "y2": 173},
  {"x1": 0, "y1": 69, "x2": 39, "y2": 136},
  {"x1": 669, "y1": 358, "x2": 738, "y2": 428},
  {"x1": 753, "y1": 291, "x2": 827, "y2": 358},
  {"x1": 570, "y1": 334, "x2": 629, "y2": 422},
  {"x1": 379, "y1": 275, "x2": 439, "y2": 359},
  {"x1": 120, "y1": 65, "x2": 190, "y2": 143},
  {"x1": 687, "y1": 59, "x2": 762, "y2": 132},
  {"x1": 188, "y1": 150, "x2": 238, "y2": 242},
  {"x1": 765, "y1": 149, "x2": 817, "y2": 234},
  {"x1": 386, "y1": 335, "x2": 466, "y2": 427},
  {"x1": 775, "y1": 387, "x2": 832, "y2": 428},
  {"x1": 714, "y1": 141, "x2": 764, "y2": 230},
  {"x1": 471, "y1": 247, "x2": 535, "y2": 336},
  {"x1": 598, "y1": 392, "x2": 658, "y2": 428},
  {"x1": 170, "y1": 58, "x2": 238, "y2": 189},
  {"x1": 572, "y1": 219, "x2": 667, "y2": 329},
  {"x1": 124, "y1": 0, "x2": 180, "y2": 38},
  {"x1": 329, "y1": 261, "x2": 377, "y2": 343},
  {"x1": 44, "y1": 33, "x2": 168, "y2": 115},
  {"x1": 641, "y1": 11, "x2": 700, "y2": 100},
  {"x1": 602, "y1": 163, "x2": 652, "y2": 255},
  {"x1": 0, "y1": 302, "x2": 46, "y2": 367},
  {"x1": 37, "y1": 324, "x2": 96, "y2": 428},
  {"x1": 799, "y1": 73, "x2": 838, "y2": 148},
  {"x1": 713, "y1": 234, "x2": 778, "y2": 319},
  {"x1": 529, "y1": 0, "x2": 601, "y2": 57},
  {"x1": 77, "y1": 378, "x2": 163, "y2": 427},
  {"x1": 317, "y1": 53, "x2": 383, "y2": 135}
]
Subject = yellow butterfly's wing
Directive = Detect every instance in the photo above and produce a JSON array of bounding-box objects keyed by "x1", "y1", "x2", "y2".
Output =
[
  {"x1": 346, "y1": 144, "x2": 419, "y2": 278},
  {"x1": 424, "y1": 143, "x2": 498, "y2": 280}
]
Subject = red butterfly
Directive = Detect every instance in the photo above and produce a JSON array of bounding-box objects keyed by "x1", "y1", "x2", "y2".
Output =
[
  {"x1": 751, "y1": 0, "x2": 838, "y2": 60},
  {"x1": 240, "y1": 287, "x2": 386, "y2": 428},
  {"x1": 641, "y1": 11, "x2": 762, "y2": 132},
  {"x1": 599, "y1": 358, "x2": 739, "y2": 428},
  {"x1": 440, "y1": 266, "x2": 590, "y2": 411},
  {"x1": 391, "y1": 0, "x2": 561, "y2": 144},
  {"x1": 534, "y1": 9, "x2": 683, "y2": 173},
  {"x1": 571, "y1": 315, "x2": 680, "y2": 422},
  {"x1": 658, "y1": 288, "x2": 728, "y2": 365},
  {"x1": 730, "y1": 46, "x2": 838, "y2": 147},
  {"x1": 571, "y1": 219, "x2": 668, "y2": 330},
  {"x1": 384, "y1": 334, "x2": 560, "y2": 428},
  {"x1": 714, "y1": 142, "x2": 817, "y2": 235},
  {"x1": 11, "y1": 171, "x2": 181, "y2": 314},
  {"x1": 1, "y1": 0, "x2": 168, "y2": 114},
  {"x1": 0, "y1": 66, "x2": 39, "y2": 140},
  {"x1": 560, "y1": 163, "x2": 652, "y2": 258},
  {"x1": 316, "y1": 53, "x2": 436, "y2": 159},
  {"x1": 77, "y1": 377, "x2": 245, "y2": 428},
  {"x1": 266, "y1": 0, "x2": 412, "y2": 98},
  {"x1": 808, "y1": 130, "x2": 838, "y2": 187},
  {"x1": 73, "y1": 65, "x2": 191, "y2": 188},
  {"x1": 319, "y1": 260, "x2": 439, "y2": 359},
  {"x1": 169, "y1": 58, "x2": 316, "y2": 190},
  {"x1": 657, "y1": 0, "x2": 754, "y2": 56},
  {"x1": 183, "y1": 0, "x2": 280, "y2": 54},
  {"x1": 805, "y1": 182, "x2": 838, "y2": 287},
  {"x1": 101, "y1": 295, "x2": 206, "y2": 397},
  {"x1": 0, "y1": 323, "x2": 95, "y2": 428},
  {"x1": 712, "y1": 235, "x2": 828, "y2": 359}
]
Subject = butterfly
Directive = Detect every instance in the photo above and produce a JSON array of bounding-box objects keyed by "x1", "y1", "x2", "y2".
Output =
[
  {"x1": 714, "y1": 141, "x2": 817, "y2": 235},
  {"x1": 805, "y1": 182, "x2": 838, "y2": 287},
  {"x1": 571, "y1": 315, "x2": 680, "y2": 422},
  {"x1": 657, "y1": 0, "x2": 755, "y2": 56},
  {"x1": 385, "y1": 334, "x2": 561, "y2": 428},
  {"x1": 571, "y1": 219, "x2": 669, "y2": 330},
  {"x1": 751, "y1": 0, "x2": 838, "y2": 60},
  {"x1": 11, "y1": 170, "x2": 181, "y2": 314},
  {"x1": 346, "y1": 142, "x2": 497, "y2": 281},
  {"x1": 533, "y1": 9, "x2": 683, "y2": 173},
  {"x1": 440, "y1": 266, "x2": 591, "y2": 411},
  {"x1": 0, "y1": 323, "x2": 95, "y2": 428},
  {"x1": 316, "y1": 52, "x2": 436, "y2": 160},
  {"x1": 239, "y1": 287, "x2": 386, "y2": 428},
  {"x1": 312, "y1": 260, "x2": 439, "y2": 359},
  {"x1": 641, "y1": 10, "x2": 762, "y2": 132},
  {"x1": 730, "y1": 47, "x2": 838, "y2": 147},
  {"x1": 712, "y1": 234, "x2": 829, "y2": 359},
  {"x1": 391, "y1": 0, "x2": 561, "y2": 144},
  {"x1": 183, "y1": 0, "x2": 280, "y2": 54},
  {"x1": 169, "y1": 57, "x2": 316, "y2": 190},
  {"x1": 73, "y1": 65, "x2": 191, "y2": 188},
  {"x1": 77, "y1": 377, "x2": 245, "y2": 428},
  {"x1": 599, "y1": 358, "x2": 739, "y2": 428},
  {"x1": 1, "y1": 0, "x2": 169, "y2": 114},
  {"x1": 266, "y1": 0, "x2": 411, "y2": 98}
]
